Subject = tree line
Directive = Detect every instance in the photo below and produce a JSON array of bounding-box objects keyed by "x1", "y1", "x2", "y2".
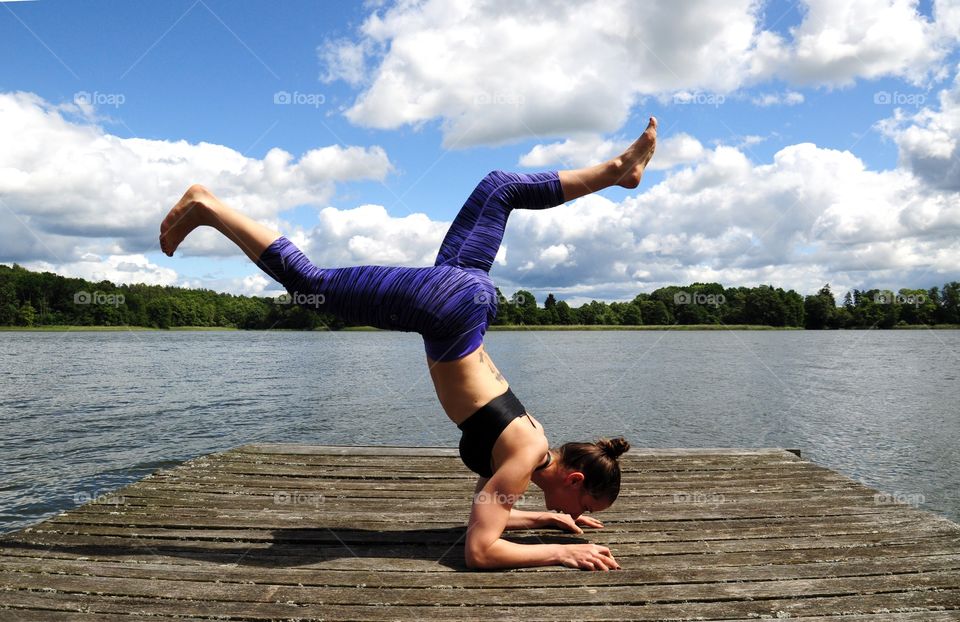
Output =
[{"x1": 1, "y1": 263, "x2": 958, "y2": 330}]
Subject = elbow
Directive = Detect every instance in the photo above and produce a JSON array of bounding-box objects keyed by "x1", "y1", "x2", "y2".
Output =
[{"x1": 464, "y1": 544, "x2": 490, "y2": 570}]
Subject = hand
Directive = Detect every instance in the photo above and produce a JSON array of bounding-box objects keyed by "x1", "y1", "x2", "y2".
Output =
[
  {"x1": 559, "y1": 543, "x2": 621, "y2": 571},
  {"x1": 548, "y1": 513, "x2": 604, "y2": 534}
]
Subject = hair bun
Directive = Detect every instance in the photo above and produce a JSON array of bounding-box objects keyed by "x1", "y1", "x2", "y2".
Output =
[{"x1": 597, "y1": 436, "x2": 630, "y2": 460}]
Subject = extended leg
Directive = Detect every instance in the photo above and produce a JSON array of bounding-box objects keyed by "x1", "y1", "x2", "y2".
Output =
[
  {"x1": 434, "y1": 171, "x2": 566, "y2": 273},
  {"x1": 558, "y1": 116, "x2": 658, "y2": 202}
]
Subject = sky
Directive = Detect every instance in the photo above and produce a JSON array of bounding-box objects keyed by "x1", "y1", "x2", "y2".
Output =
[{"x1": 1, "y1": 0, "x2": 959, "y2": 306}]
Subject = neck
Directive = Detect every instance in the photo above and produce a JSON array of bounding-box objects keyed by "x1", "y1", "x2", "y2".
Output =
[{"x1": 530, "y1": 450, "x2": 557, "y2": 490}]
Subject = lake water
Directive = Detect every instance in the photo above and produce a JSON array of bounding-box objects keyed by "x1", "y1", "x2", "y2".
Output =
[{"x1": 1, "y1": 329, "x2": 957, "y2": 533}]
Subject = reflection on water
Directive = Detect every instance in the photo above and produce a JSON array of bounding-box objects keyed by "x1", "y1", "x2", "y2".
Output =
[{"x1": 1, "y1": 329, "x2": 957, "y2": 532}]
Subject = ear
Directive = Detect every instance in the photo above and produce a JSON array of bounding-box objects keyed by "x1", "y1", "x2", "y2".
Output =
[{"x1": 565, "y1": 471, "x2": 585, "y2": 486}]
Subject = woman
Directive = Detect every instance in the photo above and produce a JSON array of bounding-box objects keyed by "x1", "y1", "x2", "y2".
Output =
[{"x1": 160, "y1": 117, "x2": 658, "y2": 571}]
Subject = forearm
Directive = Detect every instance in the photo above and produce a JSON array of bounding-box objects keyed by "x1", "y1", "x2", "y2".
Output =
[
  {"x1": 504, "y1": 508, "x2": 550, "y2": 530},
  {"x1": 468, "y1": 538, "x2": 561, "y2": 570}
]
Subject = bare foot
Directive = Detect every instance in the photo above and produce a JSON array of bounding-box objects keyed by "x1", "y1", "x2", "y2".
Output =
[
  {"x1": 159, "y1": 184, "x2": 217, "y2": 257},
  {"x1": 613, "y1": 117, "x2": 657, "y2": 189}
]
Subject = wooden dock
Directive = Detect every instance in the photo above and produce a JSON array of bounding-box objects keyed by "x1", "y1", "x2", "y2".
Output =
[{"x1": 1, "y1": 444, "x2": 959, "y2": 620}]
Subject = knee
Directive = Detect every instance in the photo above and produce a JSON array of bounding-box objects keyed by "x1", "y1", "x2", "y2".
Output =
[{"x1": 479, "y1": 170, "x2": 519, "y2": 203}]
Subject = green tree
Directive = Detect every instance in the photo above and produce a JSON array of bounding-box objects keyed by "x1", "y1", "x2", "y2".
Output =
[
  {"x1": 555, "y1": 300, "x2": 573, "y2": 324},
  {"x1": 15, "y1": 301, "x2": 35, "y2": 327},
  {"x1": 620, "y1": 302, "x2": 642, "y2": 325},
  {"x1": 0, "y1": 279, "x2": 17, "y2": 325},
  {"x1": 804, "y1": 284, "x2": 837, "y2": 329},
  {"x1": 639, "y1": 300, "x2": 671, "y2": 325},
  {"x1": 941, "y1": 281, "x2": 960, "y2": 324}
]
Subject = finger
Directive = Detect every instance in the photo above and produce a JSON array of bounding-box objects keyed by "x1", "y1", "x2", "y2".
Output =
[
  {"x1": 602, "y1": 552, "x2": 621, "y2": 570},
  {"x1": 593, "y1": 557, "x2": 609, "y2": 571}
]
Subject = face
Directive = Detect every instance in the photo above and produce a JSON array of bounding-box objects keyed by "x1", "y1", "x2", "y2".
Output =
[{"x1": 543, "y1": 472, "x2": 612, "y2": 519}]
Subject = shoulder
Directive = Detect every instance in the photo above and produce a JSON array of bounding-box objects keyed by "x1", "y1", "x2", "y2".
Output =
[{"x1": 492, "y1": 413, "x2": 549, "y2": 474}]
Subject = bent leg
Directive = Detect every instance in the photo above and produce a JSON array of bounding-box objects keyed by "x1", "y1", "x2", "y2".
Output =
[
  {"x1": 433, "y1": 117, "x2": 658, "y2": 272},
  {"x1": 434, "y1": 170, "x2": 565, "y2": 273}
]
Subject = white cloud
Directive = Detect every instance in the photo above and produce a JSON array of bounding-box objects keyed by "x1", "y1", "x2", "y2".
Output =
[
  {"x1": 303, "y1": 203, "x2": 450, "y2": 267},
  {"x1": 23, "y1": 253, "x2": 178, "y2": 287},
  {"x1": 751, "y1": 91, "x2": 805, "y2": 106},
  {"x1": 0, "y1": 91, "x2": 394, "y2": 264},
  {"x1": 334, "y1": 0, "x2": 768, "y2": 146},
  {"x1": 317, "y1": 38, "x2": 368, "y2": 86},
  {"x1": 753, "y1": 0, "x2": 958, "y2": 86},
  {"x1": 322, "y1": 0, "x2": 960, "y2": 146},
  {"x1": 519, "y1": 133, "x2": 705, "y2": 170},
  {"x1": 879, "y1": 67, "x2": 960, "y2": 191}
]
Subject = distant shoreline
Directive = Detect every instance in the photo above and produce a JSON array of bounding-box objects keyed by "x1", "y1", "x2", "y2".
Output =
[{"x1": 2, "y1": 324, "x2": 959, "y2": 332}]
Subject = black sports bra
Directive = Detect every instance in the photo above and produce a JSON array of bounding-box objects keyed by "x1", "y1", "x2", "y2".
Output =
[{"x1": 457, "y1": 388, "x2": 551, "y2": 477}]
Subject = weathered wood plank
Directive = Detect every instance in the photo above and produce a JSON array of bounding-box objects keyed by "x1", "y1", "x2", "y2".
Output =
[
  {"x1": 3, "y1": 568, "x2": 960, "y2": 607},
  {"x1": 4, "y1": 535, "x2": 960, "y2": 573},
  {"x1": 2, "y1": 588, "x2": 958, "y2": 620},
  {"x1": 3, "y1": 552, "x2": 960, "y2": 587}
]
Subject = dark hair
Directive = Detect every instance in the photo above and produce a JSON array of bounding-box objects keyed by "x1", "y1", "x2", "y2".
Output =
[{"x1": 557, "y1": 436, "x2": 630, "y2": 502}]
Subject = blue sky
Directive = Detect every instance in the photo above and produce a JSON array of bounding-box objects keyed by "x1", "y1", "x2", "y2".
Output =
[{"x1": 2, "y1": 0, "x2": 959, "y2": 305}]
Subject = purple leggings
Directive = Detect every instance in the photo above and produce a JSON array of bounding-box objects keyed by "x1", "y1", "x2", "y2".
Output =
[{"x1": 255, "y1": 170, "x2": 565, "y2": 361}]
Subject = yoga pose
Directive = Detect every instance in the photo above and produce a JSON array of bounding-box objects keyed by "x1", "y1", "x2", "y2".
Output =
[{"x1": 160, "y1": 117, "x2": 658, "y2": 571}]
